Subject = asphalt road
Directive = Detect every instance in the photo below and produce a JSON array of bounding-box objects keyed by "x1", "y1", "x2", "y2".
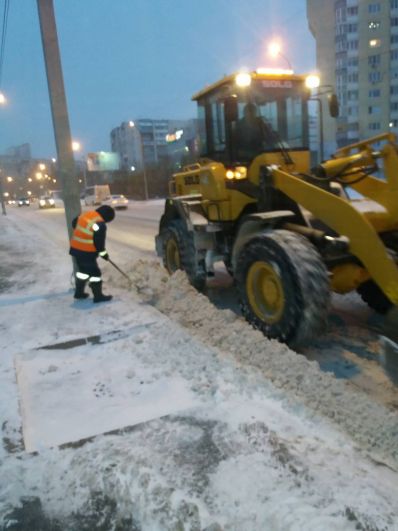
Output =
[{"x1": 7, "y1": 200, "x2": 398, "y2": 410}]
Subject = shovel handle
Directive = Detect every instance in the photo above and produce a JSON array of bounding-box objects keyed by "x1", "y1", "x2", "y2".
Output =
[{"x1": 108, "y1": 259, "x2": 132, "y2": 283}]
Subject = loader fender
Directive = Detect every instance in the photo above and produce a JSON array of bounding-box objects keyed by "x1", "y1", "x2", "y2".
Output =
[
  {"x1": 156, "y1": 195, "x2": 214, "y2": 258},
  {"x1": 231, "y1": 210, "x2": 295, "y2": 271}
]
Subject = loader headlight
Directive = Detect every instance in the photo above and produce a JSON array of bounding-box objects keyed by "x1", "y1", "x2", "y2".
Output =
[
  {"x1": 39, "y1": 199, "x2": 45, "y2": 206},
  {"x1": 225, "y1": 167, "x2": 247, "y2": 180},
  {"x1": 226, "y1": 170, "x2": 235, "y2": 180},
  {"x1": 49, "y1": 198, "x2": 54, "y2": 205}
]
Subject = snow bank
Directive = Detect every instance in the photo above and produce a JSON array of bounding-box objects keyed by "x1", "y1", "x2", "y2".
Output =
[{"x1": 122, "y1": 259, "x2": 398, "y2": 469}]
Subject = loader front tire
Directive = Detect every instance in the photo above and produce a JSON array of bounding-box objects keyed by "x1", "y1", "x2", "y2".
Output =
[
  {"x1": 235, "y1": 230, "x2": 330, "y2": 348},
  {"x1": 357, "y1": 279, "x2": 393, "y2": 315},
  {"x1": 160, "y1": 219, "x2": 206, "y2": 291}
]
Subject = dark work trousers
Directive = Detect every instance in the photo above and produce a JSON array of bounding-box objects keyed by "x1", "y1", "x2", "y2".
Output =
[{"x1": 75, "y1": 256, "x2": 102, "y2": 282}]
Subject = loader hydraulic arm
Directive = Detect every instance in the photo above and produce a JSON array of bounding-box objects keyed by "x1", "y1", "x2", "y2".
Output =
[
  {"x1": 270, "y1": 167, "x2": 398, "y2": 305},
  {"x1": 313, "y1": 133, "x2": 398, "y2": 224}
]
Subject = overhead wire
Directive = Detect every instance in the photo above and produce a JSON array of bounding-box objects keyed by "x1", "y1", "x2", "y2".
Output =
[{"x1": 0, "y1": 0, "x2": 10, "y2": 89}]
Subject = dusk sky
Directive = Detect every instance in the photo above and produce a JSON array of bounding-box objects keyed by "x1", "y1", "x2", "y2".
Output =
[{"x1": 0, "y1": 0, "x2": 315, "y2": 158}]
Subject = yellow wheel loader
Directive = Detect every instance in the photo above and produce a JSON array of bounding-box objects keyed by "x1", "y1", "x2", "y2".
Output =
[{"x1": 155, "y1": 69, "x2": 398, "y2": 348}]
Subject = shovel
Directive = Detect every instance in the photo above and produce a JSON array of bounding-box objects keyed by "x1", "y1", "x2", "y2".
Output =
[{"x1": 108, "y1": 258, "x2": 133, "y2": 286}]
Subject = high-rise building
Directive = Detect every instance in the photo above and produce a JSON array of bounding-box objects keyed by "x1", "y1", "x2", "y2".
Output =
[
  {"x1": 110, "y1": 119, "x2": 197, "y2": 171},
  {"x1": 307, "y1": 0, "x2": 398, "y2": 151}
]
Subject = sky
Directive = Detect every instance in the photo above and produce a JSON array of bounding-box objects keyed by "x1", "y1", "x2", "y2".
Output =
[{"x1": 0, "y1": 0, "x2": 315, "y2": 158}]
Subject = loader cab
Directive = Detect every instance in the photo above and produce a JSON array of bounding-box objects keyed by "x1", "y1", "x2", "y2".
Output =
[{"x1": 193, "y1": 70, "x2": 311, "y2": 165}]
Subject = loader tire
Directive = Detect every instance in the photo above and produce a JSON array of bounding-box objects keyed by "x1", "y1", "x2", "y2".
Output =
[
  {"x1": 160, "y1": 219, "x2": 206, "y2": 291},
  {"x1": 235, "y1": 230, "x2": 330, "y2": 348},
  {"x1": 357, "y1": 280, "x2": 392, "y2": 315}
]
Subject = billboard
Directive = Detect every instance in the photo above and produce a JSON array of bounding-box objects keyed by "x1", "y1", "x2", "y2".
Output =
[{"x1": 87, "y1": 152, "x2": 120, "y2": 171}]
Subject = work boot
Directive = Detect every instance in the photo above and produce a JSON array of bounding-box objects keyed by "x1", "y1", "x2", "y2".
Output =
[
  {"x1": 90, "y1": 281, "x2": 113, "y2": 303},
  {"x1": 74, "y1": 278, "x2": 89, "y2": 299}
]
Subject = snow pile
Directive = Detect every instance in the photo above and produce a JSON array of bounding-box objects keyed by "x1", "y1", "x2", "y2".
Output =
[{"x1": 123, "y1": 259, "x2": 398, "y2": 469}]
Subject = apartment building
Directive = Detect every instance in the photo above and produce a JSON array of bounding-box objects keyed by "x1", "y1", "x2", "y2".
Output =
[{"x1": 308, "y1": 0, "x2": 398, "y2": 150}]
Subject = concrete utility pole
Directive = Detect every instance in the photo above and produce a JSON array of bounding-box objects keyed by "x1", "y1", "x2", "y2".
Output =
[{"x1": 37, "y1": 0, "x2": 81, "y2": 241}]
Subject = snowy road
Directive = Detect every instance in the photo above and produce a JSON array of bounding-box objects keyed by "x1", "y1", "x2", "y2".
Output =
[
  {"x1": 1, "y1": 204, "x2": 398, "y2": 529},
  {"x1": 8, "y1": 201, "x2": 398, "y2": 411}
]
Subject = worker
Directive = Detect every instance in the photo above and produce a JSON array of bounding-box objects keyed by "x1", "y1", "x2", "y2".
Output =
[
  {"x1": 236, "y1": 102, "x2": 264, "y2": 160},
  {"x1": 236, "y1": 102, "x2": 277, "y2": 160},
  {"x1": 69, "y1": 205, "x2": 115, "y2": 303}
]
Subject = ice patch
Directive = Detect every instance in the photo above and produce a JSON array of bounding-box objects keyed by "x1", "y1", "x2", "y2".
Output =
[{"x1": 15, "y1": 346, "x2": 199, "y2": 452}]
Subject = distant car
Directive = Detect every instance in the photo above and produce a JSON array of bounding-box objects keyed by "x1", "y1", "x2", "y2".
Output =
[
  {"x1": 18, "y1": 197, "x2": 30, "y2": 207},
  {"x1": 38, "y1": 196, "x2": 55, "y2": 209},
  {"x1": 7, "y1": 199, "x2": 16, "y2": 205},
  {"x1": 102, "y1": 194, "x2": 129, "y2": 209}
]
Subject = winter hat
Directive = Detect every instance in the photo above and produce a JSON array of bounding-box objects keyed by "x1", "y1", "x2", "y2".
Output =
[{"x1": 96, "y1": 205, "x2": 115, "y2": 222}]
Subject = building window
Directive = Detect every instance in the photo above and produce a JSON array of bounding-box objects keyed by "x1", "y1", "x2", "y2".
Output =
[
  {"x1": 369, "y1": 2, "x2": 381, "y2": 13},
  {"x1": 348, "y1": 90, "x2": 359, "y2": 100},
  {"x1": 392, "y1": 17, "x2": 398, "y2": 25},
  {"x1": 369, "y1": 38, "x2": 381, "y2": 47},
  {"x1": 369, "y1": 122, "x2": 381, "y2": 130},
  {"x1": 392, "y1": 102, "x2": 398, "y2": 110},
  {"x1": 347, "y1": 57, "x2": 358, "y2": 67},
  {"x1": 347, "y1": 23, "x2": 358, "y2": 33},
  {"x1": 347, "y1": 39, "x2": 359, "y2": 50},
  {"x1": 391, "y1": 49, "x2": 398, "y2": 60},
  {"x1": 392, "y1": 0, "x2": 398, "y2": 9},
  {"x1": 348, "y1": 73, "x2": 359, "y2": 83},
  {"x1": 369, "y1": 71, "x2": 382, "y2": 82},
  {"x1": 369, "y1": 88, "x2": 381, "y2": 97},
  {"x1": 347, "y1": 6, "x2": 358, "y2": 16},
  {"x1": 348, "y1": 105, "x2": 359, "y2": 116},
  {"x1": 392, "y1": 34, "x2": 398, "y2": 44},
  {"x1": 368, "y1": 105, "x2": 381, "y2": 113},
  {"x1": 391, "y1": 85, "x2": 398, "y2": 95},
  {"x1": 368, "y1": 54, "x2": 381, "y2": 66},
  {"x1": 368, "y1": 21, "x2": 381, "y2": 29},
  {"x1": 390, "y1": 119, "x2": 398, "y2": 127},
  {"x1": 348, "y1": 123, "x2": 359, "y2": 132}
]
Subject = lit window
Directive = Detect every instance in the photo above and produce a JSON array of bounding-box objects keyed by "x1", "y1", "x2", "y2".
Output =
[
  {"x1": 369, "y1": 38, "x2": 381, "y2": 47},
  {"x1": 368, "y1": 21, "x2": 381, "y2": 29}
]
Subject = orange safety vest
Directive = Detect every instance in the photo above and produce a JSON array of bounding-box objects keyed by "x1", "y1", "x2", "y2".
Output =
[{"x1": 70, "y1": 211, "x2": 104, "y2": 253}]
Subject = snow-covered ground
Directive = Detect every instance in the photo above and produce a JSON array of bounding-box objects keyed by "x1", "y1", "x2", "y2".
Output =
[{"x1": 1, "y1": 208, "x2": 398, "y2": 530}]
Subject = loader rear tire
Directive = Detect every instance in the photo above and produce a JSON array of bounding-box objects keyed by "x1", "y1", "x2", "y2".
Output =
[
  {"x1": 235, "y1": 230, "x2": 330, "y2": 348},
  {"x1": 160, "y1": 219, "x2": 206, "y2": 291},
  {"x1": 357, "y1": 280, "x2": 393, "y2": 315}
]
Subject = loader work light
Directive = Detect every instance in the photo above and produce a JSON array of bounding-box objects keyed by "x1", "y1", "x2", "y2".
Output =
[
  {"x1": 305, "y1": 74, "x2": 321, "y2": 89},
  {"x1": 235, "y1": 72, "x2": 252, "y2": 87}
]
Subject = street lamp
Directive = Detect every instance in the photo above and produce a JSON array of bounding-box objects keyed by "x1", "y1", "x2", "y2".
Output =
[
  {"x1": 0, "y1": 92, "x2": 6, "y2": 105},
  {"x1": 267, "y1": 40, "x2": 293, "y2": 70},
  {"x1": 7, "y1": 176, "x2": 13, "y2": 182},
  {"x1": 72, "y1": 141, "x2": 81, "y2": 152},
  {"x1": 128, "y1": 122, "x2": 148, "y2": 200}
]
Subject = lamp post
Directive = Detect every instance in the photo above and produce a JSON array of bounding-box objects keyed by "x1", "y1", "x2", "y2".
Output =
[
  {"x1": 129, "y1": 121, "x2": 149, "y2": 200},
  {"x1": 268, "y1": 41, "x2": 293, "y2": 71},
  {"x1": 72, "y1": 140, "x2": 87, "y2": 188}
]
